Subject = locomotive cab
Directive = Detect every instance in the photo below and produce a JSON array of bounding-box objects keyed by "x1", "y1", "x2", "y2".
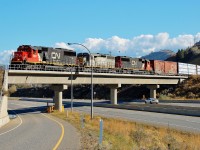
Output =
[
  {"x1": 77, "y1": 53, "x2": 90, "y2": 67},
  {"x1": 11, "y1": 45, "x2": 40, "y2": 64}
]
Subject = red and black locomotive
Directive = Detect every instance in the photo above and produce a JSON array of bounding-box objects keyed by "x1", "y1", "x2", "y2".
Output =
[{"x1": 11, "y1": 45, "x2": 76, "y2": 66}]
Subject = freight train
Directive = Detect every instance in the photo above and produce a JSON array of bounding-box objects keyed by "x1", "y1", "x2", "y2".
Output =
[{"x1": 10, "y1": 45, "x2": 200, "y2": 75}]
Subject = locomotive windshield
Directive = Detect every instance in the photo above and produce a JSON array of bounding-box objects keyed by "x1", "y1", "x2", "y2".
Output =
[
  {"x1": 121, "y1": 58, "x2": 130, "y2": 61},
  {"x1": 17, "y1": 46, "x2": 31, "y2": 52},
  {"x1": 64, "y1": 51, "x2": 76, "y2": 56}
]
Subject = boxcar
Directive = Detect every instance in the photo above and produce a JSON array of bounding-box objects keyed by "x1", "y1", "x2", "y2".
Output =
[
  {"x1": 150, "y1": 60, "x2": 164, "y2": 74},
  {"x1": 164, "y1": 61, "x2": 177, "y2": 75},
  {"x1": 150, "y1": 60, "x2": 177, "y2": 75}
]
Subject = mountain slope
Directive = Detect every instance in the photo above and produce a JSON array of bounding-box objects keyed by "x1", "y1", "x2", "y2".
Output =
[
  {"x1": 141, "y1": 50, "x2": 175, "y2": 60},
  {"x1": 166, "y1": 44, "x2": 200, "y2": 65}
]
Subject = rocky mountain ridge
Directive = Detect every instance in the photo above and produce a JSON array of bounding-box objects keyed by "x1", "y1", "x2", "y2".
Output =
[{"x1": 141, "y1": 49, "x2": 176, "y2": 60}]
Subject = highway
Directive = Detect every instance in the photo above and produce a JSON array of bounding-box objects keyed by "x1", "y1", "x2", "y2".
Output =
[
  {"x1": 8, "y1": 98, "x2": 200, "y2": 133},
  {"x1": 69, "y1": 101, "x2": 200, "y2": 133},
  {"x1": 0, "y1": 100, "x2": 80, "y2": 150},
  {"x1": 66, "y1": 99, "x2": 200, "y2": 133}
]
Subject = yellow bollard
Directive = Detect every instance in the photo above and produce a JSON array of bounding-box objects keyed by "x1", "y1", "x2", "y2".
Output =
[{"x1": 47, "y1": 106, "x2": 51, "y2": 113}]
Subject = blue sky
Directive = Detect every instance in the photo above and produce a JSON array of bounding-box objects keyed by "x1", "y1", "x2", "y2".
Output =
[{"x1": 0, "y1": 0, "x2": 200, "y2": 64}]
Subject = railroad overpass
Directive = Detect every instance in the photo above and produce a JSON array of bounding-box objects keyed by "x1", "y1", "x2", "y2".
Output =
[
  {"x1": 0, "y1": 68, "x2": 188, "y2": 126},
  {"x1": 7, "y1": 69, "x2": 187, "y2": 109}
]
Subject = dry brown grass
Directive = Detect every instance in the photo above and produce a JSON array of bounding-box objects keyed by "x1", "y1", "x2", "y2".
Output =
[
  {"x1": 160, "y1": 75, "x2": 200, "y2": 100},
  {"x1": 51, "y1": 110, "x2": 200, "y2": 150}
]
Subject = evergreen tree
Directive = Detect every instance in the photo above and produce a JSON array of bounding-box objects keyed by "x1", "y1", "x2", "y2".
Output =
[{"x1": 176, "y1": 49, "x2": 184, "y2": 61}]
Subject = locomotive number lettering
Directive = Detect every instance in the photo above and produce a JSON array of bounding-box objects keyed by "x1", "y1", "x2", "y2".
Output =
[{"x1": 51, "y1": 52, "x2": 60, "y2": 59}]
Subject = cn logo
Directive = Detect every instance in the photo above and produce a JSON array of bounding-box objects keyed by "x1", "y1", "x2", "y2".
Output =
[{"x1": 51, "y1": 52, "x2": 60, "y2": 59}]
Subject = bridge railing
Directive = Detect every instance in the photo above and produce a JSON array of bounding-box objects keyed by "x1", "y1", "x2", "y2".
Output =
[
  {"x1": 8, "y1": 64, "x2": 153, "y2": 75},
  {"x1": 8, "y1": 64, "x2": 191, "y2": 77}
]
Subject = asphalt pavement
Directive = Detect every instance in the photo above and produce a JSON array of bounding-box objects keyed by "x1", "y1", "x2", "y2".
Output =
[
  {"x1": 2, "y1": 97, "x2": 200, "y2": 150},
  {"x1": 74, "y1": 104, "x2": 200, "y2": 133},
  {"x1": 0, "y1": 100, "x2": 80, "y2": 150},
  {"x1": 60, "y1": 98, "x2": 200, "y2": 133}
]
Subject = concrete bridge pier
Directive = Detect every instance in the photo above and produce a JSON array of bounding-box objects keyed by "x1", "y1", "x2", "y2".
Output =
[
  {"x1": 107, "y1": 84, "x2": 121, "y2": 105},
  {"x1": 146, "y1": 84, "x2": 160, "y2": 98},
  {"x1": 0, "y1": 70, "x2": 10, "y2": 127},
  {"x1": 51, "y1": 85, "x2": 68, "y2": 112}
]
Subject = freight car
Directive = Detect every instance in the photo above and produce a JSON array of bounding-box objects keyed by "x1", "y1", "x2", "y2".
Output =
[
  {"x1": 150, "y1": 60, "x2": 177, "y2": 75},
  {"x1": 178, "y1": 62, "x2": 200, "y2": 75}
]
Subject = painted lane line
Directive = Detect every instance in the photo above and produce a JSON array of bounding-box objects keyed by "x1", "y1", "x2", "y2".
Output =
[
  {"x1": 41, "y1": 114, "x2": 65, "y2": 150},
  {"x1": 9, "y1": 102, "x2": 65, "y2": 150},
  {"x1": 0, "y1": 109, "x2": 23, "y2": 136}
]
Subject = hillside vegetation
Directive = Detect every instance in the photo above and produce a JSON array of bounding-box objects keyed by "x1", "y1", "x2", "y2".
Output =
[
  {"x1": 166, "y1": 44, "x2": 200, "y2": 65},
  {"x1": 159, "y1": 75, "x2": 200, "y2": 99}
]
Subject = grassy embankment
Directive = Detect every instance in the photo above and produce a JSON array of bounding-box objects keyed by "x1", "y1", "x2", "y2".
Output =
[
  {"x1": 159, "y1": 75, "x2": 200, "y2": 100},
  {"x1": 52, "y1": 110, "x2": 200, "y2": 150}
]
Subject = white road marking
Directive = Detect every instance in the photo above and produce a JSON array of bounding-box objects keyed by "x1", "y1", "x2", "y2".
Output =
[
  {"x1": 0, "y1": 109, "x2": 23, "y2": 136},
  {"x1": 8, "y1": 102, "x2": 64, "y2": 149}
]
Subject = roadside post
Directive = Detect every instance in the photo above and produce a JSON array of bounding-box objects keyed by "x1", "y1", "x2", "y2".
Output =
[
  {"x1": 66, "y1": 110, "x2": 68, "y2": 118},
  {"x1": 81, "y1": 115, "x2": 85, "y2": 128},
  {"x1": 99, "y1": 119, "x2": 103, "y2": 144}
]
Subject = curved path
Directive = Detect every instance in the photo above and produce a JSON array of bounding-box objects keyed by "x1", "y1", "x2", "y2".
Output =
[{"x1": 0, "y1": 100, "x2": 80, "y2": 150}]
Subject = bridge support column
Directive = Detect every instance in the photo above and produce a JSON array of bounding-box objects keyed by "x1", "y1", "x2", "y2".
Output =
[
  {"x1": 107, "y1": 84, "x2": 121, "y2": 105},
  {"x1": 146, "y1": 85, "x2": 160, "y2": 98},
  {"x1": 51, "y1": 85, "x2": 68, "y2": 112},
  {"x1": 179, "y1": 78, "x2": 185, "y2": 83},
  {"x1": 0, "y1": 70, "x2": 10, "y2": 127}
]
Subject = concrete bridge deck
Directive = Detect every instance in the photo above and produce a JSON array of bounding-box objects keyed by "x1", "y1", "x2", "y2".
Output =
[{"x1": 8, "y1": 70, "x2": 187, "y2": 85}]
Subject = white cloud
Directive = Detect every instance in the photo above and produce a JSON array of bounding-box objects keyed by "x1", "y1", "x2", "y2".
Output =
[
  {"x1": 1, "y1": 32, "x2": 199, "y2": 65},
  {"x1": 54, "y1": 42, "x2": 74, "y2": 50},
  {"x1": 66, "y1": 32, "x2": 200, "y2": 57},
  {"x1": 84, "y1": 38, "x2": 104, "y2": 50},
  {"x1": 0, "y1": 50, "x2": 15, "y2": 65}
]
